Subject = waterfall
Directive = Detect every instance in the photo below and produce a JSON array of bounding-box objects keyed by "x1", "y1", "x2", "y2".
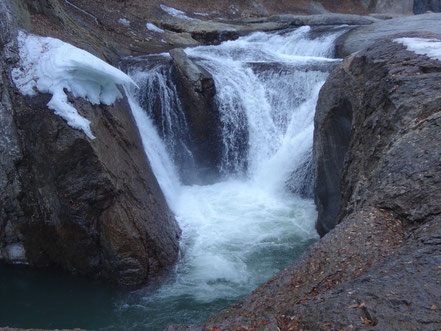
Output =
[{"x1": 121, "y1": 25, "x2": 346, "y2": 329}]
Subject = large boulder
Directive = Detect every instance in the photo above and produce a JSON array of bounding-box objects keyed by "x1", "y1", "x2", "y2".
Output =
[{"x1": 0, "y1": 0, "x2": 181, "y2": 286}]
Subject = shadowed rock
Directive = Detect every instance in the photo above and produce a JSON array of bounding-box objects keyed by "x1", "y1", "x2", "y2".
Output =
[
  {"x1": 170, "y1": 48, "x2": 222, "y2": 182},
  {"x1": 0, "y1": 0, "x2": 181, "y2": 286}
]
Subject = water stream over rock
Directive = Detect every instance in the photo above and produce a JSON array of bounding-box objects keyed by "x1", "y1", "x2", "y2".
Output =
[{"x1": 0, "y1": 26, "x2": 346, "y2": 330}]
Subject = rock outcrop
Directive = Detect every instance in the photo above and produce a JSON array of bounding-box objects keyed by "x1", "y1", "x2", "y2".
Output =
[
  {"x1": 313, "y1": 61, "x2": 354, "y2": 235},
  {"x1": 336, "y1": 13, "x2": 441, "y2": 57},
  {"x1": 168, "y1": 33, "x2": 441, "y2": 331},
  {"x1": 0, "y1": 0, "x2": 181, "y2": 286},
  {"x1": 169, "y1": 48, "x2": 222, "y2": 182}
]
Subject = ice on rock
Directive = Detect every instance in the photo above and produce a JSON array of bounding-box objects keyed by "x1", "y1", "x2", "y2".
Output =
[
  {"x1": 394, "y1": 37, "x2": 441, "y2": 62},
  {"x1": 118, "y1": 18, "x2": 130, "y2": 26},
  {"x1": 146, "y1": 23, "x2": 164, "y2": 33},
  {"x1": 160, "y1": 4, "x2": 196, "y2": 21},
  {"x1": 11, "y1": 31, "x2": 136, "y2": 139}
]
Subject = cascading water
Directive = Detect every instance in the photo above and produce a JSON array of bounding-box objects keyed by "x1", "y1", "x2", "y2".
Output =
[
  {"x1": 0, "y1": 26, "x2": 347, "y2": 331},
  {"x1": 116, "y1": 25, "x2": 346, "y2": 329}
]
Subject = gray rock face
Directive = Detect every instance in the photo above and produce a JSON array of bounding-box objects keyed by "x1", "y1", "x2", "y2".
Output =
[
  {"x1": 0, "y1": 1, "x2": 181, "y2": 286},
  {"x1": 309, "y1": 33, "x2": 441, "y2": 327},
  {"x1": 170, "y1": 33, "x2": 441, "y2": 331},
  {"x1": 336, "y1": 13, "x2": 441, "y2": 57},
  {"x1": 313, "y1": 57, "x2": 355, "y2": 236},
  {"x1": 317, "y1": 31, "x2": 441, "y2": 233},
  {"x1": 170, "y1": 48, "x2": 222, "y2": 182}
]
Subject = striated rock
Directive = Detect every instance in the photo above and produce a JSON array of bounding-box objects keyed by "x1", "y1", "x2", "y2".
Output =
[
  {"x1": 336, "y1": 13, "x2": 441, "y2": 57},
  {"x1": 169, "y1": 33, "x2": 441, "y2": 331},
  {"x1": 169, "y1": 48, "x2": 222, "y2": 182},
  {"x1": 0, "y1": 0, "x2": 181, "y2": 286}
]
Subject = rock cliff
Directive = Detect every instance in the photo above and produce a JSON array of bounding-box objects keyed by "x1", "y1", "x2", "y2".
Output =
[{"x1": 0, "y1": 0, "x2": 181, "y2": 286}]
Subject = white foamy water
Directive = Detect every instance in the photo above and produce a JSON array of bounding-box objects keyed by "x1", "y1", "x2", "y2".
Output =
[{"x1": 121, "y1": 25, "x2": 347, "y2": 329}]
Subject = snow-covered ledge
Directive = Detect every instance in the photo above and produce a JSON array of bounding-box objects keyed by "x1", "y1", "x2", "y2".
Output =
[{"x1": 12, "y1": 31, "x2": 136, "y2": 139}]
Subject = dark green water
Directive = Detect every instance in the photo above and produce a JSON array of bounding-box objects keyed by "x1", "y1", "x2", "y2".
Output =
[{"x1": 0, "y1": 237, "x2": 316, "y2": 330}]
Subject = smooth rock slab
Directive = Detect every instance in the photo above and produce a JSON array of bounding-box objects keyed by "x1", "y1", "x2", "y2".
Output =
[{"x1": 336, "y1": 13, "x2": 441, "y2": 57}]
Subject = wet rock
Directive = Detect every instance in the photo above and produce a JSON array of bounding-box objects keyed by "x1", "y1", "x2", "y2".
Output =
[
  {"x1": 170, "y1": 48, "x2": 222, "y2": 182},
  {"x1": 0, "y1": 1, "x2": 181, "y2": 286},
  {"x1": 170, "y1": 48, "x2": 215, "y2": 93},
  {"x1": 336, "y1": 13, "x2": 441, "y2": 57}
]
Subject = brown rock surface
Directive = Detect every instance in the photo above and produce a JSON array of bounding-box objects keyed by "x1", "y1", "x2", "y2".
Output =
[{"x1": 0, "y1": 0, "x2": 181, "y2": 286}]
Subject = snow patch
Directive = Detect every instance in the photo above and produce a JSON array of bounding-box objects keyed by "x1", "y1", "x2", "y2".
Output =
[
  {"x1": 194, "y1": 12, "x2": 209, "y2": 17},
  {"x1": 146, "y1": 23, "x2": 164, "y2": 33},
  {"x1": 394, "y1": 37, "x2": 441, "y2": 62},
  {"x1": 118, "y1": 18, "x2": 130, "y2": 26},
  {"x1": 160, "y1": 4, "x2": 196, "y2": 21},
  {"x1": 12, "y1": 31, "x2": 136, "y2": 139}
]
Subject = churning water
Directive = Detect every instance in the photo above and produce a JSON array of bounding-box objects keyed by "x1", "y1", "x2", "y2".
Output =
[
  {"x1": 0, "y1": 26, "x2": 345, "y2": 330},
  {"x1": 120, "y1": 26, "x2": 345, "y2": 329}
]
